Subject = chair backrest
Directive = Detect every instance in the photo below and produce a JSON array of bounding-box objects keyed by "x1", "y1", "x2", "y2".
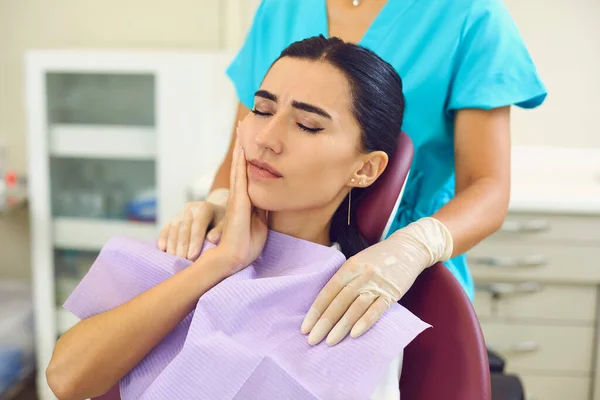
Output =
[
  {"x1": 398, "y1": 264, "x2": 491, "y2": 400},
  {"x1": 357, "y1": 131, "x2": 491, "y2": 400}
]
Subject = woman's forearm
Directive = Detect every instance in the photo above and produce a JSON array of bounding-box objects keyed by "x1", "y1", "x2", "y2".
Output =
[{"x1": 47, "y1": 248, "x2": 232, "y2": 400}]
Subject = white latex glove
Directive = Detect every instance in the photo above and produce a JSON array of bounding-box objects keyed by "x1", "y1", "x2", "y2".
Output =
[
  {"x1": 300, "y1": 217, "x2": 453, "y2": 346},
  {"x1": 158, "y1": 188, "x2": 229, "y2": 260}
]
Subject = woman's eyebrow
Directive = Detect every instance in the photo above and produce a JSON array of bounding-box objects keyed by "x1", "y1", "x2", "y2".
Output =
[
  {"x1": 291, "y1": 101, "x2": 332, "y2": 120},
  {"x1": 254, "y1": 90, "x2": 277, "y2": 102},
  {"x1": 254, "y1": 89, "x2": 332, "y2": 120}
]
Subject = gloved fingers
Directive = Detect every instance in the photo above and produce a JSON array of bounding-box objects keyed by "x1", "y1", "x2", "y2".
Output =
[
  {"x1": 350, "y1": 296, "x2": 391, "y2": 339},
  {"x1": 206, "y1": 220, "x2": 225, "y2": 244},
  {"x1": 186, "y1": 205, "x2": 215, "y2": 259},
  {"x1": 325, "y1": 291, "x2": 378, "y2": 346},
  {"x1": 306, "y1": 283, "x2": 361, "y2": 345},
  {"x1": 158, "y1": 222, "x2": 171, "y2": 251},
  {"x1": 166, "y1": 212, "x2": 183, "y2": 255},
  {"x1": 176, "y1": 208, "x2": 194, "y2": 258},
  {"x1": 301, "y1": 270, "x2": 349, "y2": 335}
]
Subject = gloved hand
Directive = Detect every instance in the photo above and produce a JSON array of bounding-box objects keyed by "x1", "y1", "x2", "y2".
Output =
[
  {"x1": 158, "y1": 187, "x2": 229, "y2": 260},
  {"x1": 300, "y1": 217, "x2": 454, "y2": 346}
]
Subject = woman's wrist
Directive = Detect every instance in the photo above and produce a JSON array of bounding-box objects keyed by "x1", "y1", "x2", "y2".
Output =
[{"x1": 193, "y1": 247, "x2": 239, "y2": 281}]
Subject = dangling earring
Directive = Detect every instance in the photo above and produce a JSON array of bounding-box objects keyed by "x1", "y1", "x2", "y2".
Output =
[{"x1": 347, "y1": 188, "x2": 352, "y2": 225}]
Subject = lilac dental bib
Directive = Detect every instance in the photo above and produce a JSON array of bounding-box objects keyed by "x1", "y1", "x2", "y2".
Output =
[{"x1": 65, "y1": 231, "x2": 429, "y2": 400}]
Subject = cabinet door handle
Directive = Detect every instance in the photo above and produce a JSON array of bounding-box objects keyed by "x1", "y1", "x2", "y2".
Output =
[
  {"x1": 469, "y1": 255, "x2": 547, "y2": 268},
  {"x1": 491, "y1": 341, "x2": 540, "y2": 354},
  {"x1": 500, "y1": 220, "x2": 550, "y2": 233},
  {"x1": 477, "y1": 282, "x2": 541, "y2": 295}
]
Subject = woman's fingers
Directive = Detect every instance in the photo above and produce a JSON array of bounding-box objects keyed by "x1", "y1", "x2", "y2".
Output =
[
  {"x1": 206, "y1": 220, "x2": 225, "y2": 244},
  {"x1": 233, "y1": 142, "x2": 248, "y2": 209},
  {"x1": 325, "y1": 292, "x2": 378, "y2": 346},
  {"x1": 228, "y1": 139, "x2": 240, "y2": 203},
  {"x1": 350, "y1": 296, "x2": 391, "y2": 339}
]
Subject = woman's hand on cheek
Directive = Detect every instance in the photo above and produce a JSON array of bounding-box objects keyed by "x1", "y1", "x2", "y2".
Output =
[{"x1": 214, "y1": 139, "x2": 269, "y2": 276}]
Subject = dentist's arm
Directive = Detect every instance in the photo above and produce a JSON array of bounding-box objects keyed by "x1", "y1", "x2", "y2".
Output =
[{"x1": 46, "y1": 248, "x2": 234, "y2": 400}]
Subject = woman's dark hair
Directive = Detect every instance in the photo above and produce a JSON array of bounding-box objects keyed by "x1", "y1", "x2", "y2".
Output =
[{"x1": 276, "y1": 35, "x2": 405, "y2": 258}]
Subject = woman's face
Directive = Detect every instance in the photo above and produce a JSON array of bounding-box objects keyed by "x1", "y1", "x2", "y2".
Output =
[{"x1": 238, "y1": 57, "x2": 385, "y2": 214}]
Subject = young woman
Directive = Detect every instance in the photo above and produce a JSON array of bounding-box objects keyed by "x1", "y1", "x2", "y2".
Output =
[{"x1": 46, "y1": 37, "x2": 437, "y2": 400}]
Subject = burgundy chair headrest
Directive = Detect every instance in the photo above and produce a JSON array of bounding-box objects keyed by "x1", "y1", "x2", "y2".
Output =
[{"x1": 357, "y1": 132, "x2": 413, "y2": 245}]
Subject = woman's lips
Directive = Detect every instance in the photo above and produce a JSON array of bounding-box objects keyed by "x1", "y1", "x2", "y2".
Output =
[{"x1": 247, "y1": 160, "x2": 283, "y2": 180}]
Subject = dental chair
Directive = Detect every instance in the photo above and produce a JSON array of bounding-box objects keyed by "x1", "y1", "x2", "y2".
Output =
[
  {"x1": 93, "y1": 131, "x2": 493, "y2": 400},
  {"x1": 357, "y1": 131, "x2": 492, "y2": 400}
]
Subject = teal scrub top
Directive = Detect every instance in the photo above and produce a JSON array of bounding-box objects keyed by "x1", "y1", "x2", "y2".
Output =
[{"x1": 226, "y1": 0, "x2": 548, "y2": 301}]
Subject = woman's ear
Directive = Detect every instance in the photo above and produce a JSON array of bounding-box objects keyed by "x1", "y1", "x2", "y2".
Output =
[{"x1": 351, "y1": 151, "x2": 389, "y2": 188}]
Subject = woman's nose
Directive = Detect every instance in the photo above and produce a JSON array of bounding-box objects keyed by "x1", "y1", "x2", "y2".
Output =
[{"x1": 254, "y1": 116, "x2": 284, "y2": 154}]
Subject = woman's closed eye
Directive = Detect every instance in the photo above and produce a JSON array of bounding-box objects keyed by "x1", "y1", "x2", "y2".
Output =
[
  {"x1": 296, "y1": 123, "x2": 323, "y2": 134},
  {"x1": 251, "y1": 108, "x2": 272, "y2": 117},
  {"x1": 252, "y1": 108, "x2": 324, "y2": 134}
]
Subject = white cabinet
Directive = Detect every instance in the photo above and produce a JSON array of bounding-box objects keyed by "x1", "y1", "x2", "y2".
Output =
[
  {"x1": 470, "y1": 145, "x2": 600, "y2": 399},
  {"x1": 472, "y1": 212, "x2": 600, "y2": 400},
  {"x1": 25, "y1": 50, "x2": 237, "y2": 400}
]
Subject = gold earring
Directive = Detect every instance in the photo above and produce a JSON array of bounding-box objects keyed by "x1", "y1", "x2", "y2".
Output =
[
  {"x1": 350, "y1": 178, "x2": 356, "y2": 183},
  {"x1": 347, "y1": 188, "x2": 352, "y2": 225},
  {"x1": 359, "y1": 181, "x2": 365, "y2": 187}
]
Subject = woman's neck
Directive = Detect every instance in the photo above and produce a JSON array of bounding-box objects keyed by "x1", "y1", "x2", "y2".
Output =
[{"x1": 267, "y1": 207, "x2": 334, "y2": 247}]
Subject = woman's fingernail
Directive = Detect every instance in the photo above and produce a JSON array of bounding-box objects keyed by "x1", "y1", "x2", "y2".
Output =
[{"x1": 158, "y1": 239, "x2": 166, "y2": 250}]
